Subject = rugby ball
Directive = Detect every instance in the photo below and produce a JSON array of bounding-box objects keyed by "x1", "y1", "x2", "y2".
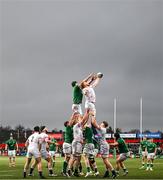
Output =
[{"x1": 97, "y1": 72, "x2": 103, "y2": 78}]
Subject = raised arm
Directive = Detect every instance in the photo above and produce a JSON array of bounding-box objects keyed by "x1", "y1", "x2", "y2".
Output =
[
  {"x1": 82, "y1": 73, "x2": 94, "y2": 82},
  {"x1": 90, "y1": 77, "x2": 101, "y2": 88},
  {"x1": 91, "y1": 118, "x2": 100, "y2": 130},
  {"x1": 79, "y1": 73, "x2": 95, "y2": 86}
]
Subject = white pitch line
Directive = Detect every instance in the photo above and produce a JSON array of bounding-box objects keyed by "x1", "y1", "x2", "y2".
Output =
[{"x1": 0, "y1": 170, "x2": 16, "y2": 172}]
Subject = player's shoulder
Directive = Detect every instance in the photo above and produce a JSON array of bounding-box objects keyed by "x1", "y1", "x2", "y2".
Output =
[
  {"x1": 117, "y1": 138, "x2": 124, "y2": 143},
  {"x1": 100, "y1": 127, "x2": 106, "y2": 133}
]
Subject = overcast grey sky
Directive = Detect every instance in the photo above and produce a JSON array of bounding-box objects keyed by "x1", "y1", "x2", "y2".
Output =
[{"x1": 0, "y1": 0, "x2": 163, "y2": 131}]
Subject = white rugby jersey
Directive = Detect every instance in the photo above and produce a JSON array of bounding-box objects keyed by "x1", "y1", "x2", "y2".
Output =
[
  {"x1": 83, "y1": 86, "x2": 96, "y2": 103},
  {"x1": 73, "y1": 122, "x2": 83, "y2": 142},
  {"x1": 95, "y1": 128, "x2": 106, "y2": 144},
  {"x1": 39, "y1": 132, "x2": 49, "y2": 151},
  {"x1": 27, "y1": 132, "x2": 40, "y2": 150}
]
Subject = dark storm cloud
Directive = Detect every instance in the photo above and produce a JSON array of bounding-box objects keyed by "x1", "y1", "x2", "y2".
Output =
[{"x1": 0, "y1": 0, "x2": 163, "y2": 131}]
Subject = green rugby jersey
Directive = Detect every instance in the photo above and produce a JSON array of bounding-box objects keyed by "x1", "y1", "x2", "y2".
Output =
[
  {"x1": 6, "y1": 139, "x2": 17, "y2": 150},
  {"x1": 140, "y1": 140, "x2": 148, "y2": 151},
  {"x1": 49, "y1": 138, "x2": 57, "y2": 151},
  {"x1": 72, "y1": 85, "x2": 83, "y2": 104},
  {"x1": 84, "y1": 127, "x2": 93, "y2": 144},
  {"x1": 117, "y1": 138, "x2": 129, "y2": 154},
  {"x1": 146, "y1": 142, "x2": 157, "y2": 153},
  {"x1": 93, "y1": 139, "x2": 99, "y2": 150},
  {"x1": 64, "y1": 126, "x2": 73, "y2": 144}
]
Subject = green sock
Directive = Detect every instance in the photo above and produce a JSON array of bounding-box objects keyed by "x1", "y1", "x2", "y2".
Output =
[
  {"x1": 63, "y1": 161, "x2": 68, "y2": 173},
  {"x1": 151, "y1": 163, "x2": 153, "y2": 168},
  {"x1": 74, "y1": 168, "x2": 78, "y2": 174},
  {"x1": 87, "y1": 167, "x2": 90, "y2": 172}
]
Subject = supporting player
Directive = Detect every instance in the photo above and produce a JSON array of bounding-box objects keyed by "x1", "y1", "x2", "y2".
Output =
[
  {"x1": 67, "y1": 111, "x2": 89, "y2": 177},
  {"x1": 110, "y1": 132, "x2": 130, "y2": 176},
  {"x1": 139, "y1": 136, "x2": 148, "y2": 169},
  {"x1": 5, "y1": 134, "x2": 18, "y2": 167},
  {"x1": 146, "y1": 138, "x2": 157, "y2": 171},
  {"x1": 49, "y1": 137, "x2": 58, "y2": 168},
  {"x1": 65, "y1": 76, "x2": 93, "y2": 176},
  {"x1": 62, "y1": 120, "x2": 73, "y2": 176},
  {"x1": 23, "y1": 126, "x2": 44, "y2": 179},
  {"x1": 83, "y1": 125, "x2": 99, "y2": 177},
  {"x1": 29, "y1": 126, "x2": 57, "y2": 177}
]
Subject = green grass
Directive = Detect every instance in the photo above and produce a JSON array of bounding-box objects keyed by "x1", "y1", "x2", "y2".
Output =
[{"x1": 0, "y1": 156, "x2": 163, "y2": 179}]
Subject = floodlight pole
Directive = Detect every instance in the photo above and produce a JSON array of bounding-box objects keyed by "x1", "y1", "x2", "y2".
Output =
[
  {"x1": 113, "y1": 98, "x2": 117, "y2": 133},
  {"x1": 140, "y1": 97, "x2": 143, "y2": 141},
  {"x1": 113, "y1": 98, "x2": 117, "y2": 159}
]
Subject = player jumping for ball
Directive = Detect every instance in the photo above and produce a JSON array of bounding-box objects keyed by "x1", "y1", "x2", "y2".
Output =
[{"x1": 80, "y1": 73, "x2": 103, "y2": 177}]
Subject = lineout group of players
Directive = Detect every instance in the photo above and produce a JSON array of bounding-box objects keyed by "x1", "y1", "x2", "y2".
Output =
[
  {"x1": 61, "y1": 72, "x2": 129, "y2": 178},
  {"x1": 20, "y1": 72, "x2": 130, "y2": 179},
  {"x1": 4, "y1": 72, "x2": 158, "y2": 179}
]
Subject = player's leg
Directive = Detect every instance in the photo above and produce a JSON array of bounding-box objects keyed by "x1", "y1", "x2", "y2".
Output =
[
  {"x1": 67, "y1": 155, "x2": 75, "y2": 176},
  {"x1": 146, "y1": 154, "x2": 151, "y2": 171},
  {"x1": 28, "y1": 150, "x2": 42, "y2": 176},
  {"x1": 115, "y1": 159, "x2": 120, "y2": 175},
  {"x1": 52, "y1": 153, "x2": 56, "y2": 167},
  {"x1": 83, "y1": 154, "x2": 92, "y2": 177},
  {"x1": 140, "y1": 152, "x2": 147, "y2": 169},
  {"x1": 117, "y1": 154, "x2": 128, "y2": 176},
  {"x1": 12, "y1": 150, "x2": 16, "y2": 167},
  {"x1": 150, "y1": 154, "x2": 155, "y2": 171},
  {"x1": 83, "y1": 144, "x2": 92, "y2": 177},
  {"x1": 62, "y1": 154, "x2": 71, "y2": 176},
  {"x1": 67, "y1": 141, "x2": 77, "y2": 176},
  {"x1": 9, "y1": 156, "x2": 12, "y2": 167},
  {"x1": 102, "y1": 157, "x2": 116, "y2": 178},
  {"x1": 8, "y1": 151, "x2": 12, "y2": 167},
  {"x1": 78, "y1": 161, "x2": 83, "y2": 175},
  {"x1": 72, "y1": 143, "x2": 82, "y2": 177},
  {"x1": 29, "y1": 159, "x2": 37, "y2": 176},
  {"x1": 23, "y1": 157, "x2": 32, "y2": 178},
  {"x1": 88, "y1": 154, "x2": 99, "y2": 176},
  {"x1": 140, "y1": 154, "x2": 145, "y2": 169},
  {"x1": 73, "y1": 154, "x2": 81, "y2": 177},
  {"x1": 45, "y1": 156, "x2": 57, "y2": 176},
  {"x1": 99, "y1": 142, "x2": 116, "y2": 178},
  {"x1": 62, "y1": 142, "x2": 72, "y2": 176},
  {"x1": 35, "y1": 157, "x2": 45, "y2": 179}
]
